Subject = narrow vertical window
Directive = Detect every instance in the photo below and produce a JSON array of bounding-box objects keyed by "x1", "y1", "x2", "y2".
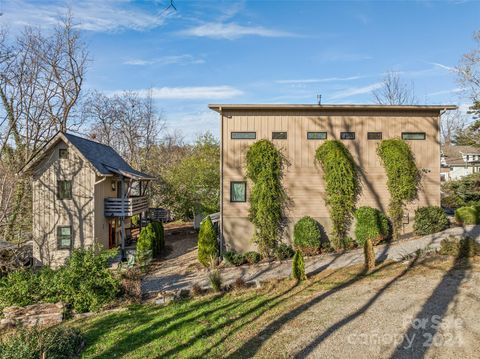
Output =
[
  {"x1": 57, "y1": 180, "x2": 72, "y2": 200},
  {"x1": 230, "y1": 181, "x2": 246, "y2": 202}
]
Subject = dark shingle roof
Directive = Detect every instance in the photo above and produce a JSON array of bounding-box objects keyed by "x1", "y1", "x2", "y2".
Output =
[{"x1": 63, "y1": 133, "x2": 153, "y2": 179}]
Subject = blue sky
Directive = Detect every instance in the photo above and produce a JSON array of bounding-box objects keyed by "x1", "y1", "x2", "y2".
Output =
[{"x1": 1, "y1": 0, "x2": 479, "y2": 140}]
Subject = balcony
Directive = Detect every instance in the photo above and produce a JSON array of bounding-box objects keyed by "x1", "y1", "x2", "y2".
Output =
[{"x1": 104, "y1": 196, "x2": 149, "y2": 217}]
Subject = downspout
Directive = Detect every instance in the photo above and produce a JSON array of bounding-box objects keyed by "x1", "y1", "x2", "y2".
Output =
[{"x1": 219, "y1": 106, "x2": 224, "y2": 255}]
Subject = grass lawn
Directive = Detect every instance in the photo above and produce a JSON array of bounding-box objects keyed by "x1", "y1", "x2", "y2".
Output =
[{"x1": 65, "y1": 255, "x2": 480, "y2": 359}]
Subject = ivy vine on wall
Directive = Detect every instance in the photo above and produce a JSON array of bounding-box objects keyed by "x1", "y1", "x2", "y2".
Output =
[
  {"x1": 377, "y1": 138, "x2": 420, "y2": 240},
  {"x1": 245, "y1": 139, "x2": 286, "y2": 257},
  {"x1": 315, "y1": 140, "x2": 359, "y2": 250}
]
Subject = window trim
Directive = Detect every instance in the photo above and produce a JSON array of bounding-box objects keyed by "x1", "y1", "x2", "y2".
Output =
[
  {"x1": 367, "y1": 132, "x2": 382, "y2": 140},
  {"x1": 272, "y1": 131, "x2": 287, "y2": 140},
  {"x1": 57, "y1": 225, "x2": 72, "y2": 250},
  {"x1": 57, "y1": 180, "x2": 72, "y2": 200},
  {"x1": 402, "y1": 132, "x2": 426, "y2": 140},
  {"x1": 231, "y1": 132, "x2": 256, "y2": 140},
  {"x1": 230, "y1": 181, "x2": 247, "y2": 203},
  {"x1": 307, "y1": 131, "x2": 327, "y2": 140},
  {"x1": 340, "y1": 131, "x2": 356, "y2": 140}
]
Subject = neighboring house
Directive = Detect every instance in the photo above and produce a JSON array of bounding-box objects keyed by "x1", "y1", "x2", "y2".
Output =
[
  {"x1": 209, "y1": 103, "x2": 456, "y2": 252},
  {"x1": 440, "y1": 145, "x2": 480, "y2": 181},
  {"x1": 20, "y1": 132, "x2": 154, "y2": 267}
]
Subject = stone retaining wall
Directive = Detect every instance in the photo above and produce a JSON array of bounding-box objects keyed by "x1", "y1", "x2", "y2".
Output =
[{"x1": 0, "y1": 302, "x2": 64, "y2": 329}]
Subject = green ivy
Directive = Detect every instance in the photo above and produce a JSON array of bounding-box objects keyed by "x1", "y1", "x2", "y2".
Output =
[
  {"x1": 377, "y1": 139, "x2": 419, "y2": 240},
  {"x1": 315, "y1": 140, "x2": 359, "y2": 250},
  {"x1": 246, "y1": 139, "x2": 286, "y2": 257}
]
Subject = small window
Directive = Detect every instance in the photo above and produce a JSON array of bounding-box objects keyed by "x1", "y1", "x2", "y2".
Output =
[
  {"x1": 230, "y1": 181, "x2": 246, "y2": 202},
  {"x1": 231, "y1": 132, "x2": 256, "y2": 140},
  {"x1": 57, "y1": 180, "x2": 72, "y2": 200},
  {"x1": 57, "y1": 226, "x2": 72, "y2": 249},
  {"x1": 272, "y1": 132, "x2": 287, "y2": 140},
  {"x1": 367, "y1": 132, "x2": 382, "y2": 140},
  {"x1": 307, "y1": 132, "x2": 327, "y2": 140},
  {"x1": 340, "y1": 132, "x2": 355, "y2": 140},
  {"x1": 59, "y1": 148, "x2": 68, "y2": 159},
  {"x1": 402, "y1": 132, "x2": 426, "y2": 140}
]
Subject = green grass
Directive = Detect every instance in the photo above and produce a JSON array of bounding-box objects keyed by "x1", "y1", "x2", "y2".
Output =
[{"x1": 66, "y1": 257, "x2": 466, "y2": 358}]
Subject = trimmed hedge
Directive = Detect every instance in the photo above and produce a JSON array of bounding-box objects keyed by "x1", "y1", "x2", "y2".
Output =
[
  {"x1": 223, "y1": 251, "x2": 246, "y2": 266},
  {"x1": 244, "y1": 251, "x2": 262, "y2": 264},
  {"x1": 439, "y1": 236, "x2": 480, "y2": 257},
  {"x1": 198, "y1": 216, "x2": 218, "y2": 267},
  {"x1": 455, "y1": 206, "x2": 480, "y2": 225},
  {"x1": 413, "y1": 206, "x2": 449, "y2": 235},
  {"x1": 0, "y1": 326, "x2": 84, "y2": 359},
  {"x1": 293, "y1": 216, "x2": 322, "y2": 256}
]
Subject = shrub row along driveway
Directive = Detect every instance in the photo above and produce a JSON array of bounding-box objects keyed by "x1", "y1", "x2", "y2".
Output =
[
  {"x1": 73, "y1": 255, "x2": 480, "y2": 358},
  {"x1": 142, "y1": 225, "x2": 480, "y2": 294}
]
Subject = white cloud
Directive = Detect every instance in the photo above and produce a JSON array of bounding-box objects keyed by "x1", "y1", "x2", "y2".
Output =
[
  {"x1": 276, "y1": 76, "x2": 364, "y2": 85},
  {"x1": 429, "y1": 62, "x2": 457, "y2": 72},
  {"x1": 111, "y1": 86, "x2": 243, "y2": 100},
  {"x1": 428, "y1": 88, "x2": 463, "y2": 97},
  {"x1": 178, "y1": 22, "x2": 295, "y2": 40},
  {"x1": 328, "y1": 82, "x2": 383, "y2": 100},
  {"x1": 0, "y1": 0, "x2": 173, "y2": 32},
  {"x1": 124, "y1": 55, "x2": 205, "y2": 66}
]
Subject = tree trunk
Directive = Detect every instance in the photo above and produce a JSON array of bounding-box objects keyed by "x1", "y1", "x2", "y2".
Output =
[{"x1": 364, "y1": 238, "x2": 376, "y2": 271}]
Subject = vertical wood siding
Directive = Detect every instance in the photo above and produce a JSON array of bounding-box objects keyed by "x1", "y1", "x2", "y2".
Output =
[{"x1": 222, "y1": 110, "x2": 441, "y2": 251}]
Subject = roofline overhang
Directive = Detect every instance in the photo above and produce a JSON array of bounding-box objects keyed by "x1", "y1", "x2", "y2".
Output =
[{"x1": 208, "y1": 104, "x2": 458, "y2": 113}]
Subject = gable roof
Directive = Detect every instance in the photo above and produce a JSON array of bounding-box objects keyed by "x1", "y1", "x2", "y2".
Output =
[
  {"x1": 441, "y1": 145, "x2": 480, "y2": 166},
  {"x1": 20, "y1": 132, "x2": 154, "y2": 180}
]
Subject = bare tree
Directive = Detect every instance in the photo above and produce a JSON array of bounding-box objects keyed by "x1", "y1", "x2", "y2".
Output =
[
  {"x1": 458, "y1": 30, "x2": 480, "y2": 116},
  {"x1": 85, "y1": 90, "x2": 165, "y2": 171},
  {"x1": 372, "y1": 71, "x2": 417, "y2": 105},
  {"x1": 0, "y1": 14, "x2": 88, "y2": 242},
  {"x1": 440, "y1": 109, "x2": 467, "y2": 145}
]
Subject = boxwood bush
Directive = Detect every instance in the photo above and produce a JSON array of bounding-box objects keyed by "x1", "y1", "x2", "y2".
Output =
[
  {"x1": 439, "y1": 236, "x2": 480, "y2": 257},
  {"x1": 274, "y1": 243, "x2": 295, "y2": 261},
  {"x1": 0, "y1": 326, "x2": 84, "y2": 359},
  {"x1": 293, "y1": 216, "x2": 322, "y2": 255},
  {"x1": 244, "y1": 251, "x2": 262, "y2": 264},
  {"x1": 413, "y1": 206, "x2": 450, "y2": 235},
  {"x1": 455, "y1": 206, "x2": 480, "y2": 225},
  {"x1": 223, "y1": 251, "x2": 246, "y2": 266}
]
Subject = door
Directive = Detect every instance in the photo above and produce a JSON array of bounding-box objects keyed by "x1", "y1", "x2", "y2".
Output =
[{"x1": 108, "y1": 221, "x2": 116, "y2": 249}]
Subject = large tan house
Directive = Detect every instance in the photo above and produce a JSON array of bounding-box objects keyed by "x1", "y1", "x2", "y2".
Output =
[
  {"x1": 209, "y1": 104, "x2": 456, "y2": 252},
  {"x1": 21, "y1": 132, "x2": 153, "y2": 267}
]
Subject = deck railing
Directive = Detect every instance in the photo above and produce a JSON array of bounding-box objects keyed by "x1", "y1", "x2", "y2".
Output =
[{"x1": 104, "y1": 196, "x2": 149, "y2": 217}]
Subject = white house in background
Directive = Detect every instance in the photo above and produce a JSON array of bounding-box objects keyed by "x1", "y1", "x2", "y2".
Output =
[{"x1": 441, "y1": 145, "x2": 480, "y2": 181}]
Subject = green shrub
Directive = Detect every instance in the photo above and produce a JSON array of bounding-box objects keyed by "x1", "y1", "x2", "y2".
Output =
[
  {"x1": 413, "y1": 206, "x2": 449, "y2": 235},
  {"x1": 136, "y1": 224, "x2": 156, "y2": 267},
  {"x1": 455, "y1": 206, "x2": 480, "y2": 225},
  {"x1": 439, "y1": 236, "x2": 480, "y2": 257},
  {"x1": 0, "y1": 326, "x2": 83, "y2": 359},
  {"x1": 131, "y1": 215, "x2": 140, "y2": 227},
  {"x1": 244, "y1": 251, "x2": 262, "y2": 264},
  {"x1": 441, "y1": 173, "x2": 480, "y2": 209},
  {"x1": 315, "y1": 140, "x2": 359, "y2": 249},
  {"x1": 291, "y1": 250, "x2": 306, "y2": 281},
  {"x1": 246, "y1": 139, "x2": 286, "y2": 257},
  {"x1": 208, "y1": 270, "x2": 222, "y2": 292},
  {"x1": 293, "y1": 216, "x2": 322, "y2": 255},
  {"x1": 354, "y1": 207, "x2": 389, "y2": 271},
  {"x1": 274, "y1": 243, "x2": 295, "y2": 261},
  {"x1": 0, "y1": 248, "x2": 119, "y2": 314},
  {"x1": 56, "y1": 248, "x2": 120, "y2": 313},
  {"x1": 151, "y1": 221, "x2": 165, "y2": 255},
  {"x1": 223, "y1": 251, "x2": 246, "y2": 266},
  {"x1": 377, "y1": 139, "x2": 419, "y2": 240},
  {"x1": 198, "y1": 216, "x2": 218, "y2": 267}
]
